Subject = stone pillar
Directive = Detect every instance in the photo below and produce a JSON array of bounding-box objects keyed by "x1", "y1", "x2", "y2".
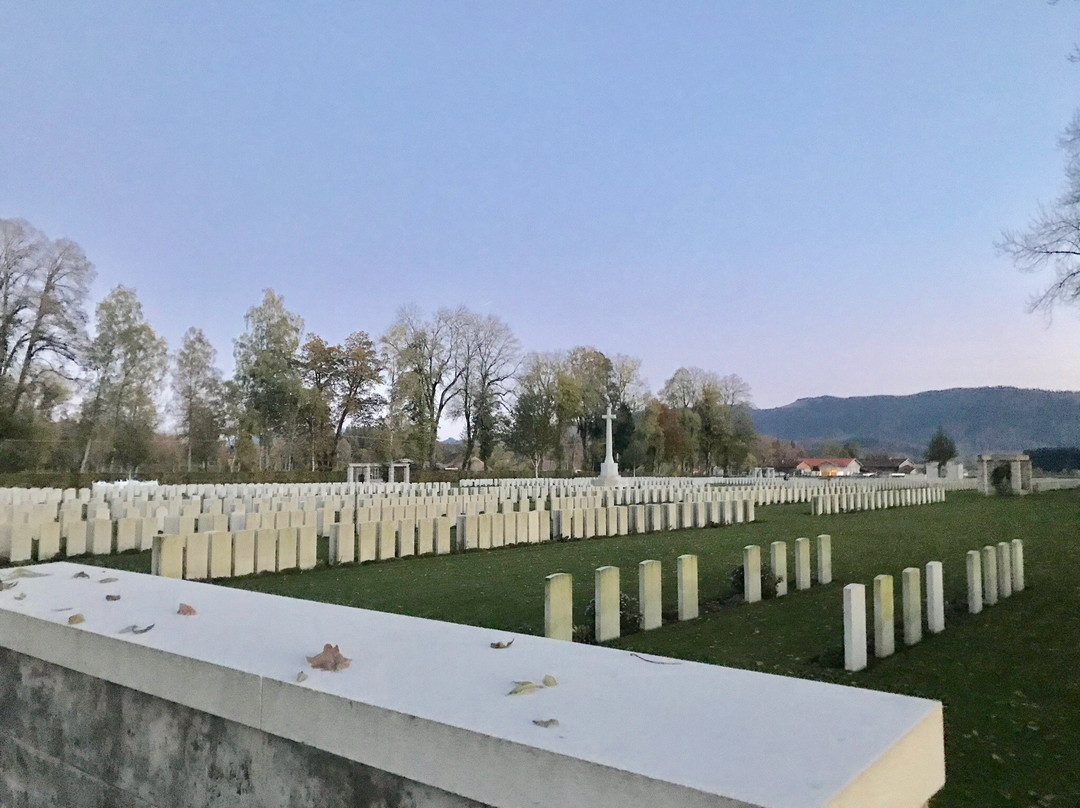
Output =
[
  {"x1": 925, "y1": 561, "x2": 945, "y2": 634},
  {"x1": 873, "y1": 574, "x2": 894, "y2": 658},
  {"x1": 639, "y1": 560, "x2": 662, "y2": 630},
  {"x1": 902, "y1": 567, "x2": 922, "y2": 646},
  {"x1": 982, "y1": 545, "x2": 998, "y2": 605},
  {"x1": 677, "y1": 554, "x2": 699, "y2": 620},
  {"x1": 966, "y1": 550, "x2": 983, "y2": 614},
  {"x1": 1009, "y1": 461, "x2": 1022, "y2": 495},
  {"x1": 844, "y1": 583, "x2": 867, "y2": 672},
  {"x1": 996, "y1": 542, "x2": 1012, "y2": 598},
  {"x1": 795, "y1": 537, "x2": 811, "y2": 590},
  {"x1": 1011, "y1": 539, "x2": 1025, "y2": 592},
  {"x1": 545, "y1": 573, "x2": 573, "y2": 641},
  {"x1": 594, "y1": 566, "x2": 620, "y2": 642},
  {"x1": 743, "y1": 545, "x2": 761, "y2": 603},
  {"x1": 977, "y1": 455, "x2": 991, "y2": 495},
  {"x1": 770, "y1": 541, "x2": 788, "y2": 597},
  {"x1": 816, "y1": 534, "x2": 832, "y2": 585},
  {"x1": 403, "y1": 463, "x2": 411, "y2": 485}
]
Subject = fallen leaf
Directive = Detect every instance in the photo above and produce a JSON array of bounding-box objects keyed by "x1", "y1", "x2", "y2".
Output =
[
  {"x1": 541, "y1": 674, "x2": 558, "y2": 688},
  {"x1": 307, "y1": 643, "x2": 351, "y2": 672},
  {"x1": 490, "y1": 638, "x2": 515, "y2": 649},
  {"x1": 67, "y1": 613, "x2": 85, "y2": 625},
  {"x1": 14, "y1": 593, "x2": 26, "y2": 601},
  {"x1": 73, "y1": 571, "x2": 90, "y2": 579},
  {"x1": 132, "y1": 624, "x2": 154, "y2": 635},
  {"x1": 177, "y1": 603, "x2": 197, "y2": 616},
  {"x1": 533, "y1": 718, "x2": 559, "y2": 728},
  {"x1": 53, "y1": 607, "x2": 73, "y2": 612},
  {"x1": 5, "y1": 568, "x2": 48, "y2": 579},
  {"x1": 0, "y1": 581, "x2": 17, "y2": 591},
  {"x1": 296, "y1": 671, "x2": 308, "y2": 683},
  {"x1": 106, "y1": 594, "x2": 121, "y2": 602},
  {"x1": 99, "y1": 577, "x2": 118, "y2": 584},
  {"x1": 507, "y1": 680, "x2": 543, "y2": 696}
]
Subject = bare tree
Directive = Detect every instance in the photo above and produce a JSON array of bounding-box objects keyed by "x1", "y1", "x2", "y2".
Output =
[
  {"x1": 452, "y1": 311, "x2": 520, "y2": 469},
  {"x1": 383, "y1": 306, "x2": 468, "y2": 469},
  {"x1": 608, "y1": 354, "x2": 648, "y2": 409},
  {"x1": 999, "y1": 113, "x2": 1080, "y2": 312},
  {"x1": 660, "y1": 366, "x2": 721, "y2": 409},
  {"x1": 715, "y1": 373, "x2": 753, "y2": 408},
  {"x1": 0, "y1": 220, "x2": 94, "y2": 420}
]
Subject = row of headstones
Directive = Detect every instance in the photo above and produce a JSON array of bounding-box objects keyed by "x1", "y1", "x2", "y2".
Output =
[
  {"x1": 2, "y1": 506, "x2": 341, "y2": 563},
  {"x1": 92, "y1": 481, "x2": 451, "y2": 499},
  {"x1": 544, "y1": 555, "x2": 702, "y2": 642},
  {"x1": 742, "y1": 535, "x2": 833, "y2": 602},
  {"x1": 550, "y1": 499, "x2": 756, "y2": 540},
  {"x1": 460, "y1": 476, "x2": 725, "y2": 491},
  {"x1": 326, "y1": 517, "x2": 456, "y2": 563},
  {"x1": 1, "y1": 493, "x2": 354, "y2": 532},
  {"x1": 3, "y1": 516, "x2": 161, "y2": 563},
  {"x1": 812, "y1": 486, "x2": 943, "y2": 515},
  {"x1": 451, "y1": 511, "x2": 551, "y2": 551},
  {"x1": 359, "y1": 495, "x2": 545, "y2": 518},
  {"x1": 842, "y1": 540, "x2": 1025, "y2": 672},
  {"x1": 151, "y1": 526, "x2": 318, "y2": 579},
  {"x1": 544, "y1": 536, "x2": 834, "y2": 643}
]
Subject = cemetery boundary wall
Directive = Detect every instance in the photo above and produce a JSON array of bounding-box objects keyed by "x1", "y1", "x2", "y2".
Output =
[{"x1": 0, "y1": 645, "x2": 486, "y2": 808}]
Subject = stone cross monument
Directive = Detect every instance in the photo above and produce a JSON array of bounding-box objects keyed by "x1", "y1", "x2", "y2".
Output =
[{"x1": 594, "y1": 403, "x2": 623, "y2": 487}]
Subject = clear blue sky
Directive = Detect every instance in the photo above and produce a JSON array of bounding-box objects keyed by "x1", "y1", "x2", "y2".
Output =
[{"x1": 3, "y1": 1, "x2": 1079, "y2": 410}]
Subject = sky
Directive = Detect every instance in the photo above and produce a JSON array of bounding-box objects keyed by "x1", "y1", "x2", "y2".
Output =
[{"x1": 3, "y1": 2, "x2": 1080, "y2": 418}]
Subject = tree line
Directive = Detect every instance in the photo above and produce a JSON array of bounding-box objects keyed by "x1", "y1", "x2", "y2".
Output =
[{"x1": 0, "y1": 217, "x2": 760, "y2": 477}]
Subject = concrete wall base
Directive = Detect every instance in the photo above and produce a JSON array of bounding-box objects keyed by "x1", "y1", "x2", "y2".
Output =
[{"x1": 0, "y1": 647, "x2": 487, "y2": 808}]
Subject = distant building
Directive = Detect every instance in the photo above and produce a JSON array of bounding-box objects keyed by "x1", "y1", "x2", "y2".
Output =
[
  {"x1": 860, "y1": 456, "x2": 917, "y2": 476},
  {"x1": 794, "y1": 457, "x2": 862, "y2": 477}
]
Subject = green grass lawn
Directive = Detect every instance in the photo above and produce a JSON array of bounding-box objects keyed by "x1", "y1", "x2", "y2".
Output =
[{"x1": 86, "y1": 490, "x2": 1080, "y2": 808}]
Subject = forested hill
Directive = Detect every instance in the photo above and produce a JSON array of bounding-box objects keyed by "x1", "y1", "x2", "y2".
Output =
[{"x1": 751, "y1": 387, "x2": 1080, "y2": 458}]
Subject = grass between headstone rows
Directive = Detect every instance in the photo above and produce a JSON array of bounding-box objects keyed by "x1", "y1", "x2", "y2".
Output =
[{"x1": 85, "y1": 490, "x2": 1080, "y2": 808}]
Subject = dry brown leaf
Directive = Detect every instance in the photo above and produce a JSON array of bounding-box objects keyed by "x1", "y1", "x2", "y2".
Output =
[
  {"x1": 67, "y1": 613, "x2": 85, "y2": 625},
  {"x1": 72, "y1": 571, "x2": 90, "y2": 579},
  {"x1": 296, "y1": 671, "x2": 308, "y2": 683},
  {"x1": 307, "y1": 643, "x2": 351, "y2": 672},
  {"x1": 541, "y1": 674, "x2": 558, "y2": 688},
  {"x1": 99, "y1": 577, "x2": 118, "y2": 584},
  {"x1": 533, "y1": 718, "x2": 559, "y2": 728},
  {"x1": 177, "y1": 603, "x2": 197, "y2": 616},
  {"x1": 105, "y1": 594, "x2": 120, "y2": 602},
  {"x1": 507, "y1": 680, "x2": 543, "y2": 696},
  {"x1": 490, "y1": 638, "x2": 515, "y2": 649}
]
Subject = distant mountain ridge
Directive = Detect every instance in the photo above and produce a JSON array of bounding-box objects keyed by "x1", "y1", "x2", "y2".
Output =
[{"x1": 751, "y1": 386, "x2": 1080, "y2": 458}]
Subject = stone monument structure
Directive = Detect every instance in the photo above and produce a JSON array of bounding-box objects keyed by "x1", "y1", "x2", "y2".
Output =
[
  {"x1": 977, "y1": 453, "x2": 1032, "y2": 495},
  {"x1": 594, "y1": 403, "x2": 623, "y2": 487},
  {"x1": 346, "y1": 460, "x2": 412, "y2": 484}
]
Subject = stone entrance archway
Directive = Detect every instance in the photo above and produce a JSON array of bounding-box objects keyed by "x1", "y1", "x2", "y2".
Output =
[{"x1": 977, "y1": 453, "x2": 1032, "y2": 496}]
